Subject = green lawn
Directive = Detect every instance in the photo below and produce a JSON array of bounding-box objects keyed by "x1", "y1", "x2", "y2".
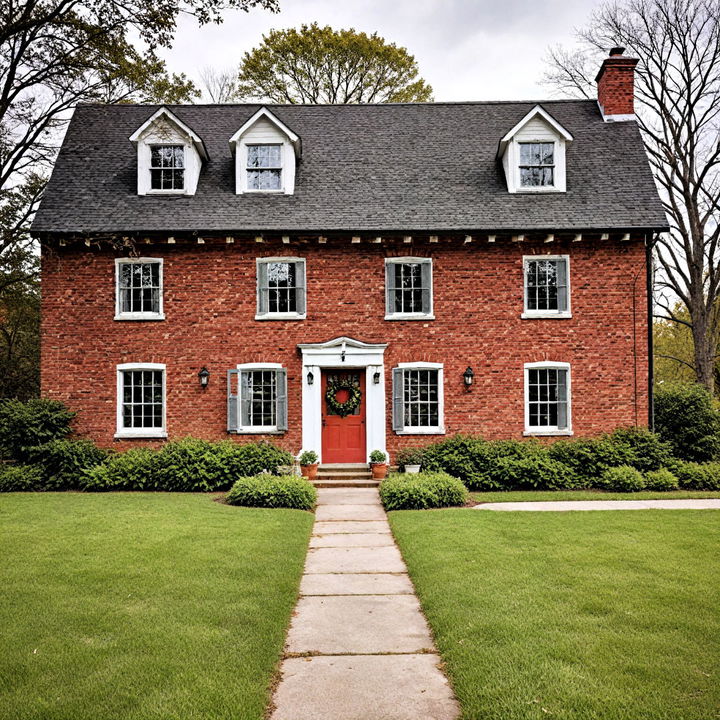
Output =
[
  {"x1": 471, "y1": 489, "x2": 720, "y2": 503},
  {"x1": 0, "y1": 493, "x2": 314, "y2": 720},
  {"x1": 390, "y1": 508, "x2": 720, "y2": 720}
]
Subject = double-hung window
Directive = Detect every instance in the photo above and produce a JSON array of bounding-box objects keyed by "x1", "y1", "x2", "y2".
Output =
[
  {"x1": 227, "y1": 364, "x2": 288, "y2": 434},
  {"x1": 524, "y1": 362, "x2": 572, "y2": 435},
  {"x1": 519, "y1": 142, "x2": 555, "y2": 188},
  {"x1": 392, "y1": 363, "x2": 444, "y2": 434},
  {"x1": 523, "y1": 256, "x2": 570, "y2": 318},
  {"x1": 115, "y1": 258, "x2": 164, "y2": 320},
  {"x1": 116, "y1": 363, "x2": 167, "y2": 438},
  {"x1": 150, "y1": 145, "x2": 185, "y2": 191},
  {"x1": 246, "y1": 144, "x2": 283, "y2": 191},
  {"x1": 256, "y1": 258, "x2": 306, "y2": 319},
  {"x1": 385, "y1": 258, "x2": 433, "y2": 319}
]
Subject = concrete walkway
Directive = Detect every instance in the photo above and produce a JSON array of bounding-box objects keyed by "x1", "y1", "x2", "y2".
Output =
[
  {"x1": 270, "y1": 487, "x2": 459, "y2": 720},
  {"x1": 475, "y1": 498, "x2": 720, "y2": 511}
]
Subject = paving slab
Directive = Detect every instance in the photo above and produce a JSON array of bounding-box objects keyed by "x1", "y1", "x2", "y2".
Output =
[
  {"x1": 272, "y1": 654, "x2": 459, "y2": 720},
  {"x1": 317, "y1": 488, "x2": 383, "y2": 505},
  {"x1": 310, "y1": 532, "x2": 394, "y2": 548},
  {"x1": 285, "y1": 595, "x2": 434, "y2": 654},
  {"x1": 313, "y1": 520, "x2": 390, "y2": 534},
  {"x1": 304, "y1": 545, "x2": 407, "y2": 574},
  {"x1": 315, "y1": 503, "x2": 387, "y2": 521},
  {"x1": 475, "y1": 498, "x2": 720, "y2": 511},
  {"x1": 300, "y1": 572, "x2": 415, "y2": 596}
]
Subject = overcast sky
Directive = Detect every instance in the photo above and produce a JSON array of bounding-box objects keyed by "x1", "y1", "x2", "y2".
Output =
[{"x1": 162, "y1": 0, "x2": 604, "y2": 102}]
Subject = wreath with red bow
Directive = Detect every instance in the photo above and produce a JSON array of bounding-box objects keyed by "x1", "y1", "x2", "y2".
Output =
[{"x1": 325, "y1": 378, "x2": 362, "y2": 417}]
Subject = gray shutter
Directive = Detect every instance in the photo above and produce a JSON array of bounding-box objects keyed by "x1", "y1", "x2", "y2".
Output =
[
  {"x1": 556, "y1": 259, "x2": 568, "y2": 312},
  {"x1": 276, "y1": 368, "x2": 288, "y2": 431},
  {"x1": 557, "y1": 369, "x2": 568, "y2": 429},
  {"x1": 385, "y1": 262, "x2": 396, "y2": 316},
  {"x1": 257, "y1": 262, "x2": 268, "y2": 315},
  {"x1": 295, "y1": 262, "x2": 306, "y2": 316},
  {"x1": 240, "y1": 371, "x2": 251, "y2": 428},
  {"x1": 392, "y1": 368, "x2": 405, "y2": 432},
  {"x1": 227, "y1": 369, "x2": 239, "y2": 433},
  {"x1": 421, "y1": 261, "x2": 432, "y2": 314}
]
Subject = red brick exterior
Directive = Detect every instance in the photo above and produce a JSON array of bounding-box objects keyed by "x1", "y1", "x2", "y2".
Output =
[
  {"x1": 40, "y1": 236, "x2": 649, "y2": 459},
  {"x1": 596, "y1": 52, "x2": 639, "y2": 117}
]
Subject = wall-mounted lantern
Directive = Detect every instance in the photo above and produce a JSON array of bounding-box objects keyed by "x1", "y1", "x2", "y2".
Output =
[
  {"x1": 307, "y1": 369, "x2": 315, "y2": 385},
  {"x1": 373, "y1": 370, "x2": 381, "y2": 385},
  {"x1": 198, "y1": 367, "x2": 210, "y2": 389},
  {"x1": 463, "y1": 366, "x2": 474, "y2": 389}
]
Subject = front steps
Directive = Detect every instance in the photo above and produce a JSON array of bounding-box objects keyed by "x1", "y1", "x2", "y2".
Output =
[{"x1": 312, "y1": 464, "x2": 378, "y2": 488}]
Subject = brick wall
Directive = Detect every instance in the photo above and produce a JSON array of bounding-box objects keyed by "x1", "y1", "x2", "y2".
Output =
[{"x1": 40, "y1": 236, "x2": 649, "y2": 457}]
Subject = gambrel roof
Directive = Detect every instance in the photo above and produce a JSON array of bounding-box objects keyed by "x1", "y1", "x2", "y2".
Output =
[{"x1": 32, "y1": 100, "x2": 667, "y2": 235}]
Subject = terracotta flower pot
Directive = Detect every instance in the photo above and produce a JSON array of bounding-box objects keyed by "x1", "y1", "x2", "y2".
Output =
[
  {"x1": 300, "y1": 463, "x2": 319, "y2": 481},
  {"x1": 371, "y1": 463, "x2": 388, "y2": 480}
]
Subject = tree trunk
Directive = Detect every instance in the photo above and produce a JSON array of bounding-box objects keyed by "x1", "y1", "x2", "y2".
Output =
[{"x1": 691, "y1": 312, "x2": 716, "y2": 395}]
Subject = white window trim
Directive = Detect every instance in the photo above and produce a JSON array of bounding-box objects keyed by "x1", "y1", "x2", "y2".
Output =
[
  {"x1": 237, "y1": 140, "x2": 295, "y2": 195},
  {"x1": 255, "y1": 257, "x2": 307, "y2": 320},
  {"x1": 523, "y1": 361, "x2": 573, "y2": 437},
  {"x1": 385, "y1": 257, "x2": 435, "y2": 320},
  {"x1": 145, "y1": 142, "x2": 188, "y2": 195},
  {"x1": 115, "y1": 362, "x2": 167, "y2": 439},
  {"x1": 521, "y1": 255, "x2": 572, "y2": 319},
  {"x1": 514, "y1": 138, "x2": 563, "y2": 193},
  {"x1": 395, "y1": 361, "x2": 445, "y2": 435},
  {"x1": 114, "y1": 258, "x2": 165, "y2": 321},
  {"x1": 236, "y1": 362, "x2": 284, "y2": 434}
]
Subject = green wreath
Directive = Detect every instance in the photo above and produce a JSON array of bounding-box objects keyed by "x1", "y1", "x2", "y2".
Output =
[{"x1": 325, "y1": 378, "x2": 362, "y2": 417}]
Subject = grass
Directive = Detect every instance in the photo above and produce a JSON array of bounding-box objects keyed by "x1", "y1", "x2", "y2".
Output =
[
  {"x1": 471, "y1": 489, "x2": 720, "y2": 503},
  {"x1": 0, "y1": 493, "x2": 314, "y2": 720},
  {"x1": 390, "y1": 508, "x2": 720, "y2": 720}
]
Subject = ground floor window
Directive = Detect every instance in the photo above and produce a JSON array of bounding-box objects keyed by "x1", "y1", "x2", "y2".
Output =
[
  {"x1": 392, "y1": 363, "x2": 444, "y2": 434},
  {"x1": 228, "y1": 364, "x2": 288, "y2": 433},
  {"x1": 116, "y1": 363, "x2": 166, "y2": 438},
  {"x1": 524, "y1": 362, "x2": 571, "y2": 435}
]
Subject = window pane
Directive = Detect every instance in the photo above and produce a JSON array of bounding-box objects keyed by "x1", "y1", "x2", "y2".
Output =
[
  {"x1": 247, "y1": 169, "x2": 281, "y2": 190},
  {"x1": 403, "y1": 369, "x2": 439, "y2": 428},
  {"x1": 391, "y1": 262, "x2": 428, "y2": 314},
  {"x1": 118, "y1": 262, "x2": 161, "y2": 314},
  {"x1": 149, "y1": 145, "x2": 184, "y2": 189},
  {"x1": 263, "y1": 262, "x2": 297, "y2": 314},
  {"x1": 243, "y1": 370, "x2": 277, "y2": 427},
  {"x1": 247, "y1": 145, "x2": 282, "y2": 168},
  {"x1": 122, "y1": 369, "x2": 163, "y2": 430},
  {"x1": 527, "y1": 367, "x2": 567, "y2": 428},
  {"x1": 526, "y1": 260, "x2": 562, "y2": 312}
]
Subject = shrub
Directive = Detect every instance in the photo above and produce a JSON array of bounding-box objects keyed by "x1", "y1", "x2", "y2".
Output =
[
  {"x1": 671, "y1": 460, "x2": 720, "y2": 490},
  {"x1": 80, "y1": 448, "x2": 159, "y2": 491},
  {"x1": 655, "y1": 384, "x2": 720, "y2": 461},
  {"x1": 26, "y1": 439, "x2": 108, "y2": 490},
  {"x1": 0, "y1": 398, "x2": 75, "y2": 462},
  {"x1": 379, "y1": 472, "x2": 468, "y2": 510},
  {"x1": 298, "y1": 450, "x2": 318, "y2": 466},
  {"x1": 608, "y1": 427, "x2": 673, "y2": 472},
  {"x1": 226, "y1": 474, "x2": 316, "y2": 509},
  {"x1": 644, "y1": 468, "x2": 679, "y2": 491},
  {"x1": 599, "y1": 465, "x2": 646, "y2": 492},
  {"x1": 216, "y1": 441, "x2": 294, "y2": 479},
  {"x1": 153, "y1": 437, "x2": 230, "y2": 492},
  {"x1": 396, "y1": 447, "x2": 425, "y2": 469},
  {"x1": 0, "y1": 464, "x2": 43, "y2": 492},
  {"x1": 491, "y1": 455, "x2": 577, "y2": 490},
  {"x1": 369, "y1": 449, "x2": 387, "y2": 464}
]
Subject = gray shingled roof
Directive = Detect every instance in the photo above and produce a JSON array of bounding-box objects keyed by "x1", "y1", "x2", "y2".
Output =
[{"x1": 32, "y1": 100, "x2": 668, "y2": 235}]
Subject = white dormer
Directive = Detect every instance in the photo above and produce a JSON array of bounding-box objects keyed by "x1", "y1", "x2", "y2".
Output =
[
  {"x1": 498, "y1": 105, "x2": 573, "y2": 194},
  {"x1": 229, "y1": 107, "x2": 301, "y2": 195},
  {"x1": 129, "y1": 107, "x2": 207, "y2": 196}
]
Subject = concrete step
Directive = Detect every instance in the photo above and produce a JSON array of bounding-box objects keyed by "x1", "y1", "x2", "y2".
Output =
[{"x1": 312, "y1": 478, "x2": 380, "y2": 488}]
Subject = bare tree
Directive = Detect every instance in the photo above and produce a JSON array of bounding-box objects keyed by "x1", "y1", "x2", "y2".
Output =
[
  {"x1": 199, "y1": 66, "x2": 240, "y2": 103},
  {"x1": 543, "y1": 0, "x2": 720, "y2": 393}
]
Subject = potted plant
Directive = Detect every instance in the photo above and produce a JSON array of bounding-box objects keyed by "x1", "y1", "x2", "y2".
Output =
[
  {"x1": 397, "y1": 447, "x2": 424, "y2": 474},
  {"x1": 369, "y1": 449, "x2": 388, "y2": 480},
  {"x1": 298, "y1": 450, "x2": 319, "y2": 480}
]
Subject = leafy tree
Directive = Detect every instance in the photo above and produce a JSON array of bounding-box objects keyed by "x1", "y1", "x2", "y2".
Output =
[
  {"x1": 236, "y1": 23, "x2": 433, "y2": 104},
  {"x1": 654, "y1": 307, "x2": 696, "y2": 387},
  {"x1": 543, "y1": 0, "x2": 720, "y2": 392}
]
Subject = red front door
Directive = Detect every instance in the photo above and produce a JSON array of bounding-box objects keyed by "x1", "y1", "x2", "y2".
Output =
[{"x1": 321, "y1": 370, "x2": 366, "y2": 463}]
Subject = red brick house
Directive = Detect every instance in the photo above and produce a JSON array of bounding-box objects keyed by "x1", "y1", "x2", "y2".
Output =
[{"x1": 34, "y1": 50, "x2": 667, "y2": 464}]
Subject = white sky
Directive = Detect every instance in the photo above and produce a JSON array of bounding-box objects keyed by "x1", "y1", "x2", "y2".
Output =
[{"x1": 161, "y1": 0, "x2": 603, "y2": 102}]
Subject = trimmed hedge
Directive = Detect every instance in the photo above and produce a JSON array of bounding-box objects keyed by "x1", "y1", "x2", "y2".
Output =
[
  {"x1": 0, "y1": 464, "x2": 43, "y2": 492},
  {"x1": 599, "y1": 465, "x2": 646, "y2": 492},
  {"x1": 671, "y1": 460, "x2": 720, "y2": 490},
  {"x1": 490, "y1": 455, "x2": 577, "y2": 490},
  {"x1": 0, "y1": 399, "x2": 75, "y2": 462},
  {"x1": 644, "y1": 468, "x2": 679, "y2": 491},
  {"x1": 379, "y1": 472, "x2": 468, "y2": 510},
  {"x1": 27, "y1": 439, "x2": 108, "y2": 490},
  {"x1": 80, "y1": 448, "x2": 158, "y2": 491},
  {"x1": 225, "y1": 474, "x2": 316, "y2": 509}
]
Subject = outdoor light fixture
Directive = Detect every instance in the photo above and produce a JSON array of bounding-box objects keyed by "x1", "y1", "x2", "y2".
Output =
[
  {"x1": 307, "y1": 369, "x2": 314, "y2": 385},
  {"x1": 463, "y1": 366, "x2": 474, "y2": 389},
  {"x1": 373, "y1": 370, "x2": 381, "y2": 384},
  {"x1": 198, "y1": 367, "x2": 210, "y2": 389}
]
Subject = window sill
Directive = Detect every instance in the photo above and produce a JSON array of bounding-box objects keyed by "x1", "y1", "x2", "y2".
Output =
[
  {"x1": 241, "y1": 189, "x2": 284, "y2": 194},
  {"x1": 114, "y1": 430, "x2": 167, "y2": 439},
  {"x1": 395, "y1": 428, "x2": 445, "y2": 436},
  {"x1": 114, "y1": 314, "x2": 166, "y2": 321},
  {"x1": 521, "y1": 312, "x2": 572, "y2": 320},
  {"x1": 255, "y1": 313, "x2": 306, "y2": 321},
  {"x1": 144, "y1": 190, "x2": 188, "y2": 196},
  {"x1": 523, "y1": 429, "x2": 574, "y2": 437},
  {"x1": 515, "y1": 186, "x2": 564, "y2": 194},
  {"x1": 385, "y1": 314, "x2": 435, "y2": 321},
  {"x1": 230, "y1": 429, "x2": 285, "y2": 435}
]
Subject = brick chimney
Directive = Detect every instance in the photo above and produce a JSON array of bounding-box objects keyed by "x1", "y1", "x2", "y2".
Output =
[{"x1": 595, "y1": 47, "x2": 638, "y2": 120}]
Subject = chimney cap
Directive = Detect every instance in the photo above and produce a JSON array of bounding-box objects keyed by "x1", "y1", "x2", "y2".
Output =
[{"x1": 609, "y1": 46, "x2": 626, "y2": 56}]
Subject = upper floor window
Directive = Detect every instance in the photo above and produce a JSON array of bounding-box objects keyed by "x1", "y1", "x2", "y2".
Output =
[
  {"x1": 519, "y1": 142, "x2": 554, "y2": 187},
  {"x1": 227, "y1": 363, "x2": 288, "y2": 434},
  {"x1": 150, "y1": 145, "x2": 185, "y2": 191},
  {"x1": 524, "y1": 362, "x2": 572, "y2": 436},
  {"x1": 115, "y1": 258, "x2": 164, "y2": 321},
  {"x1": 116, "y1": 363, "x2": 167, "y2": 438},
  {"x1": 523, "y1": 256, "x2": 570, "y2": 318},
  {"x1": 256, "y1": 258, "x2": 306, "y2": 319},
  {"x1": 392, "y1": 363, "x2": 444, "y2": 435},
  {"x1": 385, "y1": 258, "x2": 433, "y2": 320},
  {"x1": 247, "y1": 144, "x2": 282, "y2": 191}
]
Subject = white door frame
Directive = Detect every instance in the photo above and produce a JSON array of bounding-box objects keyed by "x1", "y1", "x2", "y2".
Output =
[{"x1": 297, "y1": 336, "x2": 387, "y2": 463}]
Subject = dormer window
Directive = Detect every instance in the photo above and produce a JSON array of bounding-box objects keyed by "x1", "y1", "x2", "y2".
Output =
[
  {"x1": 150, "y1": 145, "x2": 185, "y2": 191},
  {"x1": 519, "y1": 142, "x2": 554, "y2": 187},
  {"x1": 247, "y1": 144, "x2": 282, "y2": 191}
]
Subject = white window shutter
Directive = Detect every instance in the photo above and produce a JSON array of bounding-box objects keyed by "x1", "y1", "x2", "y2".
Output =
[
  {"x1": 295, "y1": 262, "x2": 306, "y2": 315},
  {"x1": 276, "y1": 369, "x2": 288, "y2": 431},
  {"x1": 385, "y1": 262, "x2": 396, "y2": 316},
  {"x1": 392, "y1": 368, "x2": 405, "y2": 431},
  {"x1": 421, "y1": 261, "x2": 432, "y2": 314},
  {"x1": 257, "y1": 262, "x2": 269, "y2": 315},
  {"x1": 556, "y1": 259, "x2": 568, "y2": 312},
  {"x1": 227, "y1": 369, "x2": 239, "y2": 433}
]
